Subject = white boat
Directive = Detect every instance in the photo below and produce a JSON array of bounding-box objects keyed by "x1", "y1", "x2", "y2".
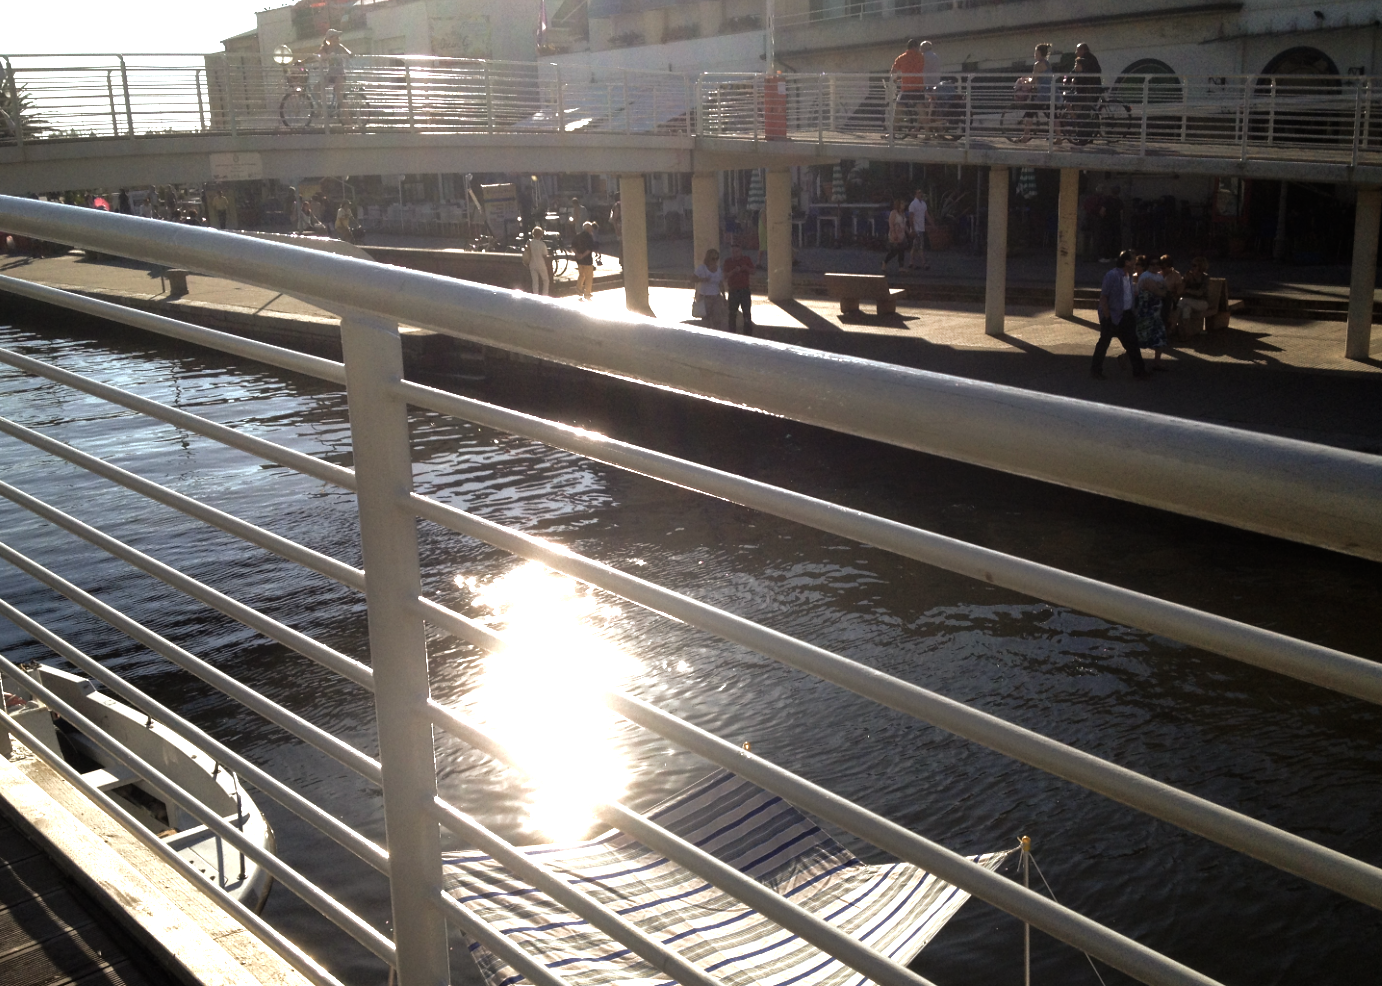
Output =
[{"x1": 2, "y1": 663, "x2": 274, "y2": 913}]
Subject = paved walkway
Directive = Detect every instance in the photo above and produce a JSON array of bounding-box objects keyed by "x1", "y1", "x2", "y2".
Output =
[{"x1": 2, "y1": 248, "x2": 1378, "y2": 454}]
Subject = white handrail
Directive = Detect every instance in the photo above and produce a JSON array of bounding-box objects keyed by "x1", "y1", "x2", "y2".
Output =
[{"x1": 1, "y1": 200, "x2": 1375, "y2": 564}]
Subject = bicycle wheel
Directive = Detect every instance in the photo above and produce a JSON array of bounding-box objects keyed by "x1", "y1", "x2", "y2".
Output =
[
  {"x1": 338, "y1": 88, "x2": 368, "y2": 131},
  {"x1": 1066, "y1": 106, "x2": 1095, "y2": 146},
  {"x1": 1099, "y1": 101, "x2": 1132, "y2": 143},
  {"x1": 279, "y1": 90, "x2": 317, "y2": 131},
  {"x1": 551, "y1": 252, "x2": 571, "y2": 279}
]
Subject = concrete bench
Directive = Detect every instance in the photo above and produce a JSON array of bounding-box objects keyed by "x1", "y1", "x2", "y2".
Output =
[{"x1": 824, "y1": 272, "x2": 906, "y2": 316}]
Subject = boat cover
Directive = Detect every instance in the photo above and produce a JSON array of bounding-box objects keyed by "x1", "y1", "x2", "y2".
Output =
[{"x1": 442, "y1": 769, "x2": 1013, "y2": 986}]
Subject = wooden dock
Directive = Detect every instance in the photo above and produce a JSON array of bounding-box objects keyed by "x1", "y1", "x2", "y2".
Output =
[{"x1": 0, "y1": 811, "x2": 173, "y2": 986}]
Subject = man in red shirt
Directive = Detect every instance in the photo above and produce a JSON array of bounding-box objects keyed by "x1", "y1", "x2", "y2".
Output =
[
  {"x1": 722, "y1": 243, "x2": 757, "y2": 334},
  {"x1": 890, "y1": 39, "x2": 934, "y2": 137}
]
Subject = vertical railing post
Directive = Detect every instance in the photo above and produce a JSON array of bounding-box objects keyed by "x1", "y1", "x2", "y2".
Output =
[
  {"x1": 1047, "y1": 72, "x2": 1056, "y2": 150},
  {"x1": 406, "y1": 65, "x2": 416, "y2": 130},
  {"x1": 338, "y1": 311, "x2": 450, "y2": 986},
  {"x1": 118, "y1": 56, "x2": 136, "y2": 138},
  {"x1": 1239, "y1": 76, "x2": 1251, "y2": 162},
  {"x1": 1361, "y1": 79, "x2": 1374, "y2": 162},
  {"x1": 686, "y1": 74, "x2": 694, "y2": 136},
  {"x1": 817, "y1": 73, "x2": 825, "y2": 145},
  {"x1": 106, "y1": 70, "x2": 121, "y2": 137},
  {"x1": 623, "y1": 70, "x2": 631, "y2": 134},
  {"x1": 652, "y1": 82, "x2": 659, "y2": 136},
  {"x1": 828, "y1": 74, "x2": 837, "y2": 133},
  {"x1": 1180, "y1": 76, "x2": 1188, "y2": 143},
  {"x1": 195, "y1": 68, "x2": 207, "y2": 131},
  {"x1": 964, "y1": 73, "x2": 973, "y2": 149},
  {"x1": 1139, "y1": 76, "x2": 1149, "y2": 155},
  {"x1": 1267, "y1": 78, "x2": 1277, "y2": 145},
  {"x1": 694, "y1": 75, "x2": 704, "y2": 137},
  {"x1": 1351, "y1": 79, "x2": 1365, "y2": 167},
  {"x1": 484, "y1": 62, "x2": 494, "y2": 134},
  {"x1": 554, "y1": 64, "x2": 565, "y2": 134}
]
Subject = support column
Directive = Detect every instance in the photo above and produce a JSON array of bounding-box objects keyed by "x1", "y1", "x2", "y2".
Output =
[
  {"x1": 985, "y1": 165, "x2": 1009, "y2": 337},
  {"x1": 1055, "y1": 168, "x2": 1079, "y2": 318},
  {"x1": 339, "y1": 313, "x2": 449, "y2": 986},
  {"x1": 619, "y1": 174, "x2": 651, "y2": 316},
  {"x1": 691, "y1": 171, "x2": 721, "y2": 270},
  {"x1": 766, "y1": 168, "x2": 792, "y2": 302},
  {"x1": 1347, "y1": 186, "x2": 1380, "y2": 360},
  {"x1": 1273, "y1": 180, "x2": 1289, "y2": 262}
]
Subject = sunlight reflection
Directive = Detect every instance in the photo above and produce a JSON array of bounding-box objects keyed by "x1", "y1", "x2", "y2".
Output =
[{"x1": 455, "y1": 562, "x2": 637, "y2": 842}]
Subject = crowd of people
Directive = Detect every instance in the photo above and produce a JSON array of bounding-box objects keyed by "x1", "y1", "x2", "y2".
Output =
[{"x1": 1094, "y1": 251, "x2": 1210, "y2": 379}]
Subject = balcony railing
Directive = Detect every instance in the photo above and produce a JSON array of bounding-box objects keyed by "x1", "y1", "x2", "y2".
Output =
[
  {"x1": 4, "y1": 54, "x2": 1382, "y2": 169},
  {"x1": 0, "y1": 196, "x2": 1379, "y2": 986}
]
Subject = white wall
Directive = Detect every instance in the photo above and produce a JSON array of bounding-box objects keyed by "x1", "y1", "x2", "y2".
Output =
[{"x1": 553, "y1": 29, "x2": 765, "y2": 78}]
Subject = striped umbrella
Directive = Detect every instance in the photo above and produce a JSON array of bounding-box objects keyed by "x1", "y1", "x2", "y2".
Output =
[{"x1": 747, "y1": 169, "x2": 765, "y2": 211}]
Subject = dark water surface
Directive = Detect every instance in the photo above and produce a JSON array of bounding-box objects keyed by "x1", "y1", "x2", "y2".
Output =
[{"x1": 0, "y1": 317, "x2": 1378, "y2": 986}]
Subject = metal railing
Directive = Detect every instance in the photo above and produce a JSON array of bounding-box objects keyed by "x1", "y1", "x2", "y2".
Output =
[
  {"x1": 4, "y1": 53, "x2": 1382, "y2": 168},
  {"x1": 0, "y1": 197, "x2": 1379, "y2": 986}
]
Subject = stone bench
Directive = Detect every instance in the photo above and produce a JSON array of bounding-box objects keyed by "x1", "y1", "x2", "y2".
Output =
[{"x1": 823, "y1": 272, "x2": 906, "y2": 316}]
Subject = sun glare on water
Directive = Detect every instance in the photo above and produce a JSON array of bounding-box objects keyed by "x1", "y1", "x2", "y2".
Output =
[{"x1": 454, "y1": 562, "x2": 639, "y2": 842}]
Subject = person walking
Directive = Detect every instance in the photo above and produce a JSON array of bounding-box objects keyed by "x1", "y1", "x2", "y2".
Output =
[
  {"x1": 209, "y1": 188, "x2": 230, "y2": 229},
  {"x1": 1092, "y1": 250, "x2": 1150, "y2": 380},
  {"x1": 882, "y1": 198, "x2": 909, "y2": 274},
  {"x1": 890, "y1": 39, "x2": 928, "y2": 137},
  {"x1": 573, "y1": 221, "x2": 596, "y2": 301},
  {"x1": 693, "y1": 248, "x2": 728, "y2": 331},
  {"x1": 1133, "y1": 254, "x2": 1169, "y2": 369},
  {"x1": 524, "y1": 226, "x2": 552, "y2": 295},
  {"x1": 334, "y1": 199, "x2": 356, "y2": 243},
  {"x1": 722, "y1": 243, "x2": 756, "y2": 334},
  {"x1": 907, "y1": 189, "x2": 929, "y2": 269}
]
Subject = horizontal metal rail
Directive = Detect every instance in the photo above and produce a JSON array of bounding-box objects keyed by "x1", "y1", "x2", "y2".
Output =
[
  {"x1": 431, "y1": 890, "x2": 575, "y2": 986},
  {"x1": 406, "y1": 495, "x2": 1382, "y2": 910},
  {"x1": 0, "y1": 597, "x2": 388, "y2": 874},
  {"x1": 0, "y1": 413, "x2": 365, "y2": 592},
  {"x1": 393, "y1": 379, "x2": 1382, "y2": 707},
  {"x1": 605, "y1": 692, "x2": 1224, "y2": 986},
  {"x1": 429, "y1": 797, "x2": 732, "y2": 986},
  {"x1": 0, "y1": 276, "x2": 348, "y2": 386},
  {"x1": 0, "y1": 540, "x2": 383, "y2": 786},
  {"x1": 0, "y1": 478, "x2": 375, "y2": 690},
  {"x1": 3, "y1": 280, "x2": 1372, "y2": 705},
  {"x1": 0, "y1": 339, "x2": 356, "y2": 492},
  {"x1": 427, "y1": 699, "x2": 945, "y2": 986},
  {"x1": 1, "y1": 201, "x2": 1375, "y2": 564},
  {"x1": 0, "y1": 653, "x2": 398, "y2": 964},
  {"x1": 0, "y1": 708, "x2": 349, "y2": 986}
]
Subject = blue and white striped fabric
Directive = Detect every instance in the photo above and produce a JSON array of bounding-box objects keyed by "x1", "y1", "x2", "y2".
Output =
[{"x1": 443, "y1": 770, "x2": 1013, "y2": 986}]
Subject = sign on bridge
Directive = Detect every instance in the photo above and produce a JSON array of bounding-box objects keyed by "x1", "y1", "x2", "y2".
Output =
[{"x1": 210, "y1": 152, "x2": 264, "y2": 182}]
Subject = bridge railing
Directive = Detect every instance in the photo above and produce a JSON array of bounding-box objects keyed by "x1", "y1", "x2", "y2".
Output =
[
  {"x1": 1, "y1": 197, "x2": 1381, "y2": 986},
  {"x1": 5, "y1": 53, "x2": 1382, "y2": 165}
]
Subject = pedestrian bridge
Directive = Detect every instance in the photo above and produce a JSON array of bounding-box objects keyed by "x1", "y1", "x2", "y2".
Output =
[
  {"x1": 3, "y1": 54, "x2": 1379, "y2": 359},
  {"x1": 4, "y1": 54, "x2": 1382, "y2": 191}
]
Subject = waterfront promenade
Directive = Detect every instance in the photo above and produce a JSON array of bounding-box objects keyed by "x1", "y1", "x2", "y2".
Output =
[{"x1": 3, "y1": 247, "x2": 1377, "y2": 454}]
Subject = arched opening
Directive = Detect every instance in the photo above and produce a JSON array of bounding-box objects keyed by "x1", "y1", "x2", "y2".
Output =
[
  {"x1": 1112, "y1": 59, "x2": 1183, "y2": 104},
  {"x1": 1256, "y1": 47, "x2": 1344, "y2": 145},
  {"x1": 1262, "y1": 46, "x2": 1340, "y2": 78}
]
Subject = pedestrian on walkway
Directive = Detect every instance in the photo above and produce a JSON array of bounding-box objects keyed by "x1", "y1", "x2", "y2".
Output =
[
  {"x1": 573, "y1": 221, "x2": 596, "y2": 301},
  {"x1": 882, "y1": 199, "x2": 909, "y2": 274},
  {"x1": 334, "y1": 199, "x2": 356, "y2": 243},
  {"x1": 693, "y1": 248, "x2": 728, "y2": 331},
  {"x1": 1092, "y1": 250, "x2": 1150, "y2": 379},
  {"x1": 524, "y1": 226, "x2": 552, "y2": 295},
  {"x1": 907, "y1": 189, "x2": 929, "y2": 269},
  {"x1": 722, "y1": 243, "x2": 756, "y2": 334},
  {"x1": 210, "y1": 188, "x2": 230, "y2": 229},
  {"x1": 1133, "y1": 254, "x2": 1169, "y2": 369}
]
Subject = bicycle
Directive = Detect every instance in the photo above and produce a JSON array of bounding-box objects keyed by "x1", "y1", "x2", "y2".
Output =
[
  {"x1": 1001, "y1": 86, "x2": 1131, "y2": 145},
  {"x1": 890, "y1": 78, "x2": 965, "y2": 141},
  {"x1": 279, "y1": 59, "x2": 366, "y2": 132}
]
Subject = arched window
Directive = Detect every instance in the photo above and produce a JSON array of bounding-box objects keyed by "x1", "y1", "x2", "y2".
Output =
[
  {"x1": 1112, "y1": 59, "x2": 1182, "y2": 104},
  {"x1": 1262, "y1": 46, "x2": 1340, "y2": 77}
]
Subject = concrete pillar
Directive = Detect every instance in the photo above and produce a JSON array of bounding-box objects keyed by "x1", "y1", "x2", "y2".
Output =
[
  {"x1": 1347, "y1": 185, "x2": 1380, "y2": 360},
  {"x1": 691, "y1": 171, "x2": 721, "y2": 270},
  {"x1": 1055, "y1": 168, "x2": 1079, "y2": 318},
  {"x1": 619, "y1": 174, "x2": 651, "y2": 316},
  {"x1": 985, "y1": 166, "x2": 1009, "y2": 337},
  {"x1": 766, "y1": 168, "x2": 792, "y2": 302}
]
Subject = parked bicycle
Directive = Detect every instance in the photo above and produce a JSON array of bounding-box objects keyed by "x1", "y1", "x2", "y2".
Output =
[
  {"x1": 1001, "y1": 83, "x2": 1130, "y2": 145},
  {"x1": 279, "y1": 58, "x2": 366, "y2": 132}
]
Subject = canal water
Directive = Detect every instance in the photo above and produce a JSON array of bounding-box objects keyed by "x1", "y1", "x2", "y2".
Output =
[{"x1": 0, "y1": 316, "x2": 1378, "y2": 986}]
